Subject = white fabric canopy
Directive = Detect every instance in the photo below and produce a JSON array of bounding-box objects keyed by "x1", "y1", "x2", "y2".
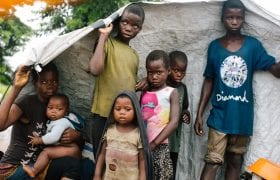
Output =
[
  {"x1": 23, "y1": 5, "x2": 127, "y2": 67},
  {"x1": 22, "y1": 0, "x2": 280, "y2": 67}
]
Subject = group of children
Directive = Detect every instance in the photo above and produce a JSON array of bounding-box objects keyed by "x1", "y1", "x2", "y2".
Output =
[
  {"x1": 93, "y1": 48, "x2": 190, "y2": 180},
  {"x1": 20, "y1": 49, "x2": 189, "y2": 179},
  {"x1": 1, "y1": 0, "x2": 280, "y2": 179},
  {"x1": 1, "y1": 3, "x2": 189, "y2": 179},
  {"x1": 87, "y1": 3, "x2": 191, "y2": 179},
  {"x1": 89, "y1": 0, "x2": 280, "y2": 179}
]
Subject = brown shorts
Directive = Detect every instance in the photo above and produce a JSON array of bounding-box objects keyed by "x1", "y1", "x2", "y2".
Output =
[{"x1": 204, "y1": 128, "x2": 249, "y2": 164}]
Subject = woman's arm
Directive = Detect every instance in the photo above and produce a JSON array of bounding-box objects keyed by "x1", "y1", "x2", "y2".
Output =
[
  {"x1": 88, "y1": 24, "x2": 113, "y2": 75},
  {"x1": 194, "y1": 77, "x2": 213, "y2": 136},
  {"x1": 150, "y1": 89, "x2": 180, "y2": 150},
  {"x1": 0, "y1": 66, "x2": 30, "y2": 130},
  {"x1": 93, "y1": 141, "x2": 107, "y2": 180},
  {"x1": 60, "y1": 128, "x2": 82, "y2": 145},
  {"x1": 138, "y1": 149, "x2": 146, "y2": 180}
]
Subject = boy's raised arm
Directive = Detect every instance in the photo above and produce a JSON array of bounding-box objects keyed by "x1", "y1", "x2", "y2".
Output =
[{"x1": 88, "y1": 24, "x2": 113, "y2": 75}]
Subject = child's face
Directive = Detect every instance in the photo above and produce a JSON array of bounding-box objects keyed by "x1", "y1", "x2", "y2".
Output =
[
  {"x1": 35, "y1": 71, "x2": 58, "y2": 102},
  {"x1": 46, "y1": 98, "x2": 68, "y2": 121},
  {"x1": 222, "y1": 8, "x2": 244, "y2": 33},
  {"x1": 118, "y1": 10, "x2": 143, "y2": 40},
  {"x1": 170, "y1": 59, "x2": 187, "y2": 84},
  {"x1": 113, "y1": 96, "x2": 135, "y2": 125},
  {"x1": 146, "y1": 59, "x2": 169, "y2": 90}
]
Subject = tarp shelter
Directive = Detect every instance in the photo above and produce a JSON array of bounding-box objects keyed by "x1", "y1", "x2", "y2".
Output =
[{"x1": 16, "y1": 0, "x2": 280, "y2": 179}]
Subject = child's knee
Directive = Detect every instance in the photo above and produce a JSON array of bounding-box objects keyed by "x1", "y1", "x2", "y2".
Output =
[
  {"x1": 204, "y1": 152, "x2": 224, "y2": 164},
  {"x1": 40, "y1": 148, "x2": 52, "y2": 157}
]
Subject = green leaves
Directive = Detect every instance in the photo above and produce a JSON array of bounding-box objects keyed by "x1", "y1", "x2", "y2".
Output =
[
  {"x1": 0, "y1": 17, "x2": 31, "y2": 84},
  {"x1": 39, "y1": 0, "x2": 138, "y2": 34},
  {"x1": 0, "y1": 67, "x2": 12, "y2": 85}
]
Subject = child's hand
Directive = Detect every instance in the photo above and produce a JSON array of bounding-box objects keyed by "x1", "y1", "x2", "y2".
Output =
[
  {"x1": 135, "y1": 77, "x2": 148, "y2": 91},
  {"x1": 194, "y1": 117, "x2": 204, "y2": 136},
  {"x1": 98, "y1": 23, "x2": 113, "y2": 36},
  {"x1": 60, "y1": 128, "x2": 80, "y2": 144},
  {"x1": 182, "y1": 110, "x2": 191, "y2": 124},
  {"x1": 150, "y1": 141, "x2": 157, "y2": 151},
  {"x1": 14, "y1": 66, "x2": 31, "y2": 89},
  {"x1": 28, "y1": 134, "x2": 43, "y2": 146}
]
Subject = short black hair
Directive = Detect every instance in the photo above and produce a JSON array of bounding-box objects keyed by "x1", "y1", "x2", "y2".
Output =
[
  {"x1": 146, "y1": 50, "x2": 169, "y2": 69},
  {"x1": 169, "y1": 50, "x2": 188, "y2": 67},
  {"x1": 124, "y1": 3, "x2": 145, "y2": 23},
  {"x1": 221, "y1": 0, "x2": 245, "y2": 21},
  {"x1": 32, "y1": 62, "x2": 59, "y2": 84},
  {"x1": 49, "y1": 93, "x2": 69, "y2": 109}
]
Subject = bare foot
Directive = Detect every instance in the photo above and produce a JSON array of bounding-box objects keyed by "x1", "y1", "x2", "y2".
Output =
[{"x1": 22, "y1": 163, "x2": 36, "y2": 178}]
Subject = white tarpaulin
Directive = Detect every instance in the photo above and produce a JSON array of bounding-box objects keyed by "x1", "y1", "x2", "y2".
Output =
[
  {"x1": 23, "y1": 5, "x2": 127, "y2": 67},
  {"x1": 13, "y1": 0, "x2": 280, "y2": 179}
]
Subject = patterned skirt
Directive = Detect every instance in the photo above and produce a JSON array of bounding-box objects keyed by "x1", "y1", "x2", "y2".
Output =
[{"x1": 152, "y1": 144, "x2": 173, "y2": 180}]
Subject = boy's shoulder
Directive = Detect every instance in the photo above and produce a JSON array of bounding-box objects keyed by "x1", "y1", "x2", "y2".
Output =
[
  {"x1": 245, "y1": 35, "x2": 257, "y2": 41},
  {"x1": 179, "y1": 81, "x2": 187, "y2": 87},
  {"x1": 176, "y1": 82, "x2": 188, "y2": 93},
  {"x1": 244, "y1": 35, "x2": 262, "y2": 44},
  {"x1": 166, "y1": 81, "x2": 187, "y2": 89},
  {"x1": 107, "y1": 36, "x2": 137, "y2": 51},
  {"x1": 208, "y1": 38, "x2": 221, "y2": 48},
  {"x1": 209, "y1": 35, "x2": 261, "y2": 49}
]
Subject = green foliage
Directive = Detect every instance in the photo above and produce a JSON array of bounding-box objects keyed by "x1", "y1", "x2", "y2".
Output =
[
  {"x1": 40, "y1": 0, "x2": 140, "y2": 33},
  {"x1": 0, "y1": 82, "x2": 9, "y2": 98},
  {"x1": 0, "y1": 66, "x2": 12, "y2": 85},
  {"x1": 0, "y1": 17, "x2": 32, "y2": 85}
]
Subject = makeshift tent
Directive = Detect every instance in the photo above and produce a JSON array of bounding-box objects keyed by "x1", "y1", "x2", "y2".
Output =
[{"x1": 15, "y1": 0, "x2": 280, "y2": 179}]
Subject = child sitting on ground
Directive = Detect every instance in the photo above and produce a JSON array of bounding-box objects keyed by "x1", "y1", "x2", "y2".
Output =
[
  {"x1": 167, "y1": 50, "x2": 191, "y2": 178},
  {"x1": 93, "y1": 91, "x2": 152, "y2": 180},
  {"x1": 23, "y1": 93, "x2": 80, "y2": 178}
]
